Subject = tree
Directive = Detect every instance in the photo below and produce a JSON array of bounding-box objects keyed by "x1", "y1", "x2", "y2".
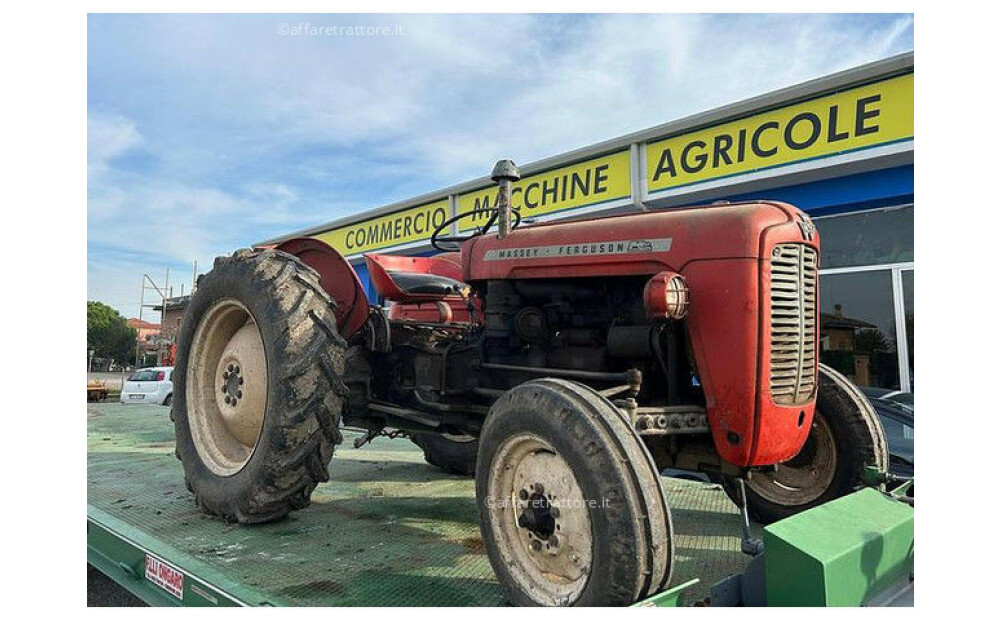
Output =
[
  {"x1": 87, "y1": 301, "x2": 137, "y2": 365},
  {"x1": 854, "y1": 328, "x2": 893, "y2": 354}
]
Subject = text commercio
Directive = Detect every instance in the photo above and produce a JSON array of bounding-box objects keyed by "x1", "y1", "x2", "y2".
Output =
[{"x1": 344, "y1": 206, "x2": 448, "y2": 250}]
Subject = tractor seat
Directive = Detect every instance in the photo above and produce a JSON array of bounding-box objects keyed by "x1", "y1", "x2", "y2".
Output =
[{"x1": 386, "y1": 271, "x2": 466, "y2": 297}]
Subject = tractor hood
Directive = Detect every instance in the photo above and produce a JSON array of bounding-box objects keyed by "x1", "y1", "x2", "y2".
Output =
[{"x1": 462, "y1": 201, "x2": 803, "y2": 282}]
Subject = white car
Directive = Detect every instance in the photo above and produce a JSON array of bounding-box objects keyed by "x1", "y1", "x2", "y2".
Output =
[{"x1": 120, "y1": 366, "x2": 174, "y2": 406}]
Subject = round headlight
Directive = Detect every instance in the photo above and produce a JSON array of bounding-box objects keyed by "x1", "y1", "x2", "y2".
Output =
[{"x1": 643, "y1": 271, "x2": 690, "y2": 320}]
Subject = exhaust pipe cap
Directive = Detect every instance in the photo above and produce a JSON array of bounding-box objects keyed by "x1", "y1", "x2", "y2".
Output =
[{"x1": 491, "y1": 159, "x2": 520, "y2": 182}]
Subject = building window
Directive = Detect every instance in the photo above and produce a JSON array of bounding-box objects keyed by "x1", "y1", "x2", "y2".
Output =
[
  {"x1": 901, "y1": 269, "x2": 914, "y2": 389},
  {"x1": 814, "y1": 205, "x2": 914, "y2": 392},
  {"x1": 817, "y1": 205, "x2": 913, "y2": 269},
  {"x1": 819, "y1": 270, "x2": 899, "y2": 389}
]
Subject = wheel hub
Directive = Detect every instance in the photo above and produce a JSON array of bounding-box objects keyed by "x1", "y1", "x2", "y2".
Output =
[
  {"x1": 517, "y1": 485, "x2": 558, "y2": 541},
  {"x1": 221, "y1": 363, "x2": 243, "y2": 404}
]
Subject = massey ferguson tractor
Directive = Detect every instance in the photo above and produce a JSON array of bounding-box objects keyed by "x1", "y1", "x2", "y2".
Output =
[{"x1": 171, "y1": 160, "x2": 888, "y2": 606}]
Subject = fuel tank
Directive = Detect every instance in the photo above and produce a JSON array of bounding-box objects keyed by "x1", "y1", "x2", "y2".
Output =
[{"x1": 463, "y1": 201, "x2": 820, "y2": 468}]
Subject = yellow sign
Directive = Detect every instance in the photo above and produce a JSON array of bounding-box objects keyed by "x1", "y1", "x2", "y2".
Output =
[
  {"x1": 646, "y1": 73, "x2": 913, "y2": 192},
  {"x1": 457, "y1": 151, "x2": 631, "y2": 230},
  {"x1": 313, "y1": 199, "x2": 450, "y2": 255}
]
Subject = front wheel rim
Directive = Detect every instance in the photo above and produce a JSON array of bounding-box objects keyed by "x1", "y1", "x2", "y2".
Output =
[
  {"x1": 186, "y1": 299, "x2": 268, "y2": 476},
  {"x1": 487, "y1": 434, "x2": 593, "y2": 605}
]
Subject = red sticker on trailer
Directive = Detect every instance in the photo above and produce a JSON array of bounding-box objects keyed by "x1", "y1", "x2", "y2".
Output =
[{"x1": 145, "y1": 553, "x2": 184, "y2": 600}]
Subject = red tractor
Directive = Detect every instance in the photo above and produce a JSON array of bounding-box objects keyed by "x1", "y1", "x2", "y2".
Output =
[{"x1": 171, "y1": 160, "x2": 887, "y2": 606}]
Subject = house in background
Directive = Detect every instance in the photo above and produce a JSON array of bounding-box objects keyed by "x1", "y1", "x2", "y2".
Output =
[
  {"x1": 820, "y1": 304, "x2": 880, "y2": 387},
  {"x1": 155, "y1": 295, "x2": 191, "y2": 345},
  {"x1": 126, "y1": 318, "x2": 161, "y2": 342}
]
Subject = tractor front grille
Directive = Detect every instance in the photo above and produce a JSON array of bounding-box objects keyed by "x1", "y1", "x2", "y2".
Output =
[{"x1": 768, "y1": 243, "x2": 818, "y2": 405}]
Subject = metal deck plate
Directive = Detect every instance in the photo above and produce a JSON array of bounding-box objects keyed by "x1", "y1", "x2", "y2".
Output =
[{"x1": 88, "y1": 403, "x2": 755, "y2": 606}]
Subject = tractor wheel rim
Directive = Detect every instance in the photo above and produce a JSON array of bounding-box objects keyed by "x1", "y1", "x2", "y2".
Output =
[
  {"x1": 487, "y1": 434, "x2": 592, "y2": 605},
  {"x1": 747, "y1": 411, "x2": 837, "y2": 505},
  {"x1": 186, "y1": 299, "x2": 267, "y2": 476}
]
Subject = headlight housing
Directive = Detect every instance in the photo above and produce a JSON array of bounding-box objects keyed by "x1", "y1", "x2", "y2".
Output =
[{"x1": 643, "y1": 271, "x2": 690, "y2": 319}]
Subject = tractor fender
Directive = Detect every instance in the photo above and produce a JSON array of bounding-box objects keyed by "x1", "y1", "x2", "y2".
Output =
[{"x1": 273, "y1": 237, "x2": 370, "y2": 338}]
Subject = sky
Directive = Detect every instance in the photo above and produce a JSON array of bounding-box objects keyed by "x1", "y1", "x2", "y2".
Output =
[{"x1": 87, "y1": 13, "x2": 913, "y2": 321}]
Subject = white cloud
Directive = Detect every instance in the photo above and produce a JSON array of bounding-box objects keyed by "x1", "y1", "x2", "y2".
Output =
[{"x1": 88, "y1": 112, "x2": 142, "y2": 176}]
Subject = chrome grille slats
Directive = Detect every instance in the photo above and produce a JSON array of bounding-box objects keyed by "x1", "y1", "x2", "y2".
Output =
[{"x1": 769, "y1": 244, "x2": 818, "y2": 404}]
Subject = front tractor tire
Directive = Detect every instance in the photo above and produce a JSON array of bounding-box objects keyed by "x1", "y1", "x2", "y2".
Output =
[
  {"x1": 724, "y1": 363, "x2": 889, "y2": 524},
  {"x1": 476, "y1": 379, "x2": 674, "y2": 606},
  {"x1": 172, "y1": 249, "x2": 348, "y2": 524}
]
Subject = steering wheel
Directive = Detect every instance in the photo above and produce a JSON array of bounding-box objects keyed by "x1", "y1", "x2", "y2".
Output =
[{"x1": 430, "y1": 207, "x2": 522, "y2": 252}]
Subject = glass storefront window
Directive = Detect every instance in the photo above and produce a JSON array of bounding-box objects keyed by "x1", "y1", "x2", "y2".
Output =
[
  {"x1": 819, "y1": 270, "x2": 900, "y2": 389},
  {"x1": 902, "y1": 270, "x2": 913, "y2": 390},
  {"x1": 815, "y1": 206, "x2": 913, "y2": 269}
]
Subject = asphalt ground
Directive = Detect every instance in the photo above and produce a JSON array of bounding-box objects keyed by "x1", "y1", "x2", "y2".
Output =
[{"x1": 87, "y1": 563, "x2": 146, "y2": 607}]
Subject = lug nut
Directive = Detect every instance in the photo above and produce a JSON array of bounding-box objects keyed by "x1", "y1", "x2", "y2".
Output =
[
  {"x1": 225, "y1": 395, "x2": 231, "y2": 405},
  {"x1": 237, "y1": 390, "x2": 243, "y2": 399},
  {"x1": 228, "y1": 364, "x2": 234, "y2": 372},
  {"x1": 550, "y1": 507, "x2": 560, "y2": 518},
  {"x1": 238, "y1": 377, "x2": 244, "y2": 385},
  {"x1": 534, "y1": 483, "x2": 544, "y2": 495},
  {"x1": 234, "y1": 365, "x2": 240, "y2": 374},
  {"x1": 549, "y1": 535, "x2": 559, "y2": 548},
  {"x1": 530, "y1": 540, "x2": 542, "y2": 552},
  {"x1": 518, "y1": 489, "x2": 528, "y2": 501}
]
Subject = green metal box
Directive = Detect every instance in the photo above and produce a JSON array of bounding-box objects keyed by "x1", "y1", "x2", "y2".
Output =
[{"x1": 763, "y1": 488, "x2": 914, "y2": 606}]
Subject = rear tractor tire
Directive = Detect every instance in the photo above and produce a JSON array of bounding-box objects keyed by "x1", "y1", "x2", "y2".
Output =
[
  {"x1": 172, "y1": 248, "x2": 348, "y2": 524},
  {"x1": 476, "y1": 378, "x2": 674, "y2": 606},
  {"x1": 723, "y1": 363, "x2": 889, "y2": 524},
  {"x1": 411, "y1": 432, "x2": 478, "y2": 476}
]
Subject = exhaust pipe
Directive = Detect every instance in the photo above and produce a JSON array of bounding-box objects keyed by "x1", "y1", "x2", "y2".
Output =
[{"x1": 491, "y1": 159, "x2": 520, "y2": 239}]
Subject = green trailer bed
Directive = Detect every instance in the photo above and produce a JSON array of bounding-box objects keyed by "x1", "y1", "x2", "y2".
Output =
[{"x1": 87, "y1": 402, "x2": 757, "y2": 606}]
